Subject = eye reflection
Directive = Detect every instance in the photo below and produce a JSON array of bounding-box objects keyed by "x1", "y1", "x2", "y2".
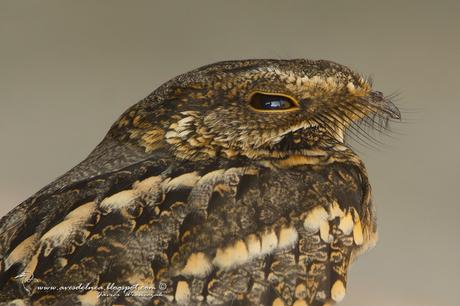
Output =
[{"x1": 249, "y1": 92, "x2": 298, "y2": 111}]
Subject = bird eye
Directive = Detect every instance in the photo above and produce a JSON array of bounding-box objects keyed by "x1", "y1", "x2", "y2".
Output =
[{"x1": 249, "y1": 92, "x2": 298, "y2": 111}]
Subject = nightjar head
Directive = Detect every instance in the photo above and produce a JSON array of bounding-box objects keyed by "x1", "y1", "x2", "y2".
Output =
[{"x1": 112, "y1": 59, "x2": 401, "y2": 160}]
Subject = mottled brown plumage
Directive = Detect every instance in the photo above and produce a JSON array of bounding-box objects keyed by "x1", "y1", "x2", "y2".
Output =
[{"x1": 0, "y1": 59, "x2": 399, "y2": 306}]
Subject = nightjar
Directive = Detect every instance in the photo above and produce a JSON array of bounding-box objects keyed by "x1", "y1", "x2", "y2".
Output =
[{"x1": 0, "y1": 59, "x2": 400, "y2": 306}]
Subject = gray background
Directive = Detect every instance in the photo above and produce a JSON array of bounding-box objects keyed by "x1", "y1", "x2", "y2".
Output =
[{"x1": 1, "y1": 1, "x2": 459, "y2": 305}]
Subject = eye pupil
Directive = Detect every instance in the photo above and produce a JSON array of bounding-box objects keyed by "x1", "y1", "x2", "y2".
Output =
[{"x1": 250, "y1": 93, "x2": 297, "y2": 111}]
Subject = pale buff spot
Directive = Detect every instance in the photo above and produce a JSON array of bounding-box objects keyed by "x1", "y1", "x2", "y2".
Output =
[
  {"x1": 293, "y1": 300, "x2": 308, "y2": 306},
  {"x1": 181, "y1": 252, "x2": 213, "y2": 277},
  {"x1": 272, "y1": 297, "x2": 286, "y2": 306},
  {"x1": 175, "y1": 281, "x2": 191, "y2": 304},
  {"x1": 40, "y1": 202, "x2": 96, "y2": 255},
  {"x1": 133, "y1": 176, "x2": 162, "y2": 193},
  {"x1": 5, "y1": 234, "x2": 38, "y2": 270},
  {"x1": 331, "y1": 280, "x2": 346, "y2": 302},
  {"x1": 100, "y1": 190, "x2": 138, "y2": 210},
  {"x1": 65, "y1": 202, "x2": 97, "y2": 220},
  {"x1": 303, "y1": 206, "x2": 329, "y2": 233},
  {"x1": 165, "y1": 130, "x2": 179, "y2": 139},
  {"x1": 212, "y1": 240, "x2": 249, "y2": 269},
  {"x1": 338, "y1": 211, "x2": 354, "y2": 235},
  {"x1": 347, "y1": 82, "x2": 356, "y2": 94},
  {"x1": 245, "y1": 234, "x2": 261, "y2": 258},
  {"x1": 353, "y1": 218, "x2": 364, "y2": 246},
  {"x1": 295, "y1": 283, "x2": 307, "y2": 299},
  {"x1": 78, "y1": 290, "x2": 99, "y2": 306},
  {"x1": 276, "y1": 155, "x2": 322, "y2": 168},
  {"x1": 319, "y1": 220, "x2": 332, "y2": 243},
  {"x1": 278, "y1": 226, "x2": 298, "y2": 249},
  {"x1": 328, "y1": 201, "x2": 345, "y2": 220},
  {"x1": 163, "y1": 172, "x2": 201, "y2": 191},
  {"x1": 260, "y1": 230, "x2": 278, "y2": 255},
  {"x1": 177, "y1": 116, "x2": 195, "y2": 126}
]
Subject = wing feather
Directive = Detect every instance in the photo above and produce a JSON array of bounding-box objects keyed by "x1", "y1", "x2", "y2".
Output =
[{"x1": 0, "y1": 158, "x2": 374, "y2": 306}]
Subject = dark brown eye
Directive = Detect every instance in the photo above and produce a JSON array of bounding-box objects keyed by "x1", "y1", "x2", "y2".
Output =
[{"x1": 249, "y1": 92, "x2": 298, "y2": 111}]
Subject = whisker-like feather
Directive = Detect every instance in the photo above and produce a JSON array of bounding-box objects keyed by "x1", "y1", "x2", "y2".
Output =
[
  {"x1": 316, "y1": 113, "x2": 382, "y2": 151},
  {"x1": 330, "y1": 108, "x2": 387, "y2": 147}
]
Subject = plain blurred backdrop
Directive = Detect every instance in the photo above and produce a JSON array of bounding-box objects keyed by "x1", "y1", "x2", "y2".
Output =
[{"x1": 1, "y1": 1, "x2": 459, "y2": 305}]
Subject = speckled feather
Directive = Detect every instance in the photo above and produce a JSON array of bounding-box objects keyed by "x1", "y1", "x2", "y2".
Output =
[{"x1": 0, "y1": 59, "x2": 399, "y2": 306}]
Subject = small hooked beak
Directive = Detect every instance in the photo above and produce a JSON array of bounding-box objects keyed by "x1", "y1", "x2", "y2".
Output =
[{"x1": 370, "y1": 91, "x2": 401, "y2": 120}]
